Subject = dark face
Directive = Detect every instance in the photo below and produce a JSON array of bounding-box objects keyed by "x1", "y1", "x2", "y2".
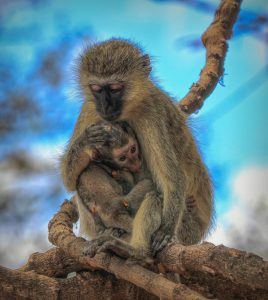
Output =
[{"x1": 89, "y1": 83, "x2": 124, "y2": 121}]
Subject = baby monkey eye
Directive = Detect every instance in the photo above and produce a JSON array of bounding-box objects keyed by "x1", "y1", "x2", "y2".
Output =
[
  {"x1": 130, "y1": 146, "x2": 136, "y2": 153},
  {"x1": 90, "y1": 84, "x2": 102, "y2": 93},
  {"x1": 109, "y1": 83, "x2": 124, "y2": 93},
  {"x1": 119, "y1": 155, "x2": 126, "y2": 162}
]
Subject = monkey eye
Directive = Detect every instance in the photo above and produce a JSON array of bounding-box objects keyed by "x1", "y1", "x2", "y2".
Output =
[
  {"x1": 119, "y1": 155, "x2": 126, "y2": 162},
  {"x1": 130, "y1": 146, "x2": 136, "y2": 153},
  {"x1": 109, "y1": 83, "x2": 124, "y2": 93},
  {"x1": 90, "y1": 84, "x2": 102, "y2": 93}
]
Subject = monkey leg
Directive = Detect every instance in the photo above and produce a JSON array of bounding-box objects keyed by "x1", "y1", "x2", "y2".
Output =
[
  {"x1": 129, "y1": 191, "x2": 162, "y2": 257},
  {"x1": 82, "y1": 227, "x2": 129, "y2": 257},
  {"x1": 95, "y1": 192, "x2": 161, "y2": 265},
  {"x1": 176, "y1": 213, "x2": 202, "y2": 245},
  {"x1": 96, "y1": 237, "x2": 154, "y2": 266},
  {"x1": 82, "y1": 235, "x2": 115, "y2": 257},
  {"x1": 176, "y1": 194, "x2": 210, "y2": 245}
]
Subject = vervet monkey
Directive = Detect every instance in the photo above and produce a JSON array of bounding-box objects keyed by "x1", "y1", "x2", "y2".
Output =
[{"x1": 61, "y1": 39, "x2": 214, "y2": 256}]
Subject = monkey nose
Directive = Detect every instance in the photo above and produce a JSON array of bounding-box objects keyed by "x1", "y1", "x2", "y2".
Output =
[{"x1": 132, "y1": 161, "x2": 141, "y2": 172}]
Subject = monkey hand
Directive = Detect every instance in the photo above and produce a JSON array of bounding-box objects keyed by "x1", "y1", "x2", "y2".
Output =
[
  {"x1": 151, "y1": 222, "x2": 174, "y2": 255},
  {"x1": 96, "y1": 238, "x2": 154, "y2": 266},
  {"x1": 105, "y1": 227, "x2": 127, "y2": 238},
  {"x1": 82, "y1": 235, "x2": 115, "y2": 257},
  {"x1": 79, "y1": 124, "x2": 117, "y2": 156}
]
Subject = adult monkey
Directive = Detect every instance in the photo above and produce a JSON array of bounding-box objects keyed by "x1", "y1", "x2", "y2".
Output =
[{"x1": 61, "y1": 39, "x2": 213, "y2": 252}]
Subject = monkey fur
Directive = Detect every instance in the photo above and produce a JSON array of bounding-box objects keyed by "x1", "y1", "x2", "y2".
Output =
[
  {"x1": 61, "y1": 39, "x2": 214, "y2": 257},
  {"x1": 76, "y1": 121, "x2": 154, "y2": 243},
  {"x1": 76, "y1": 121, "x2": 198, "y2": 260}
]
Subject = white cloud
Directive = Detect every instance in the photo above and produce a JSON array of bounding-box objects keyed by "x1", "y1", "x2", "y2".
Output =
[
  {"x1": 0, "y1": 225, "x2": 51, "y2": 268},
  {"x1": 208, "y1": 166, "x2": 268, "y2": 259}
]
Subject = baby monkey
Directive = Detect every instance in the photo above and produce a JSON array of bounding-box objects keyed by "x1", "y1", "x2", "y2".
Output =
[{"x1": 76, "y1": 121, "x2": 154, "y2": 244}]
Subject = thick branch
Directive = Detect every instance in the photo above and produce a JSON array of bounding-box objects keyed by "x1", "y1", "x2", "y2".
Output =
[
  {"x1": 159, "y1": 242, "x2": 268, "y2": 300},
  {"x1": 0, "y1": 265, "x2": 60, "y2": 300},
  {"x1": 3, "y1": 264, "x2": 158, "y2": 300},
  {"x1": 47, "y1": 198, "x2": 268, "y2": 299},
  {"x1": 179, "y1": 0, "x2": 242, "y2": 114},
  {"x1": 19, "y1": 247, "x2": 85, "y2": 278},
  {"x1": 48, "y1": 198, "x2": 207, "y2": 300}
]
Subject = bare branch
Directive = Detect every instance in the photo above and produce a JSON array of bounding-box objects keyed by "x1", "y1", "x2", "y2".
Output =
[
  {"x1": 179, "y1": 0, "x2": 242, "y2": 114},
  {"x1": 48, "y1": 198, "x2": 207, "y2": 300},
  {"x1": 0, "y1": 265, "x2": 60, "y2": 299},
  {"x1": 2, "y1": 264, "x2": 158, "y2": 300},
  {"x1": 46, "y1": 197, "x2": 268, "y2": 299},
  {"x1": 159, "y1": 242, "x2": 268, "y2": 300}
]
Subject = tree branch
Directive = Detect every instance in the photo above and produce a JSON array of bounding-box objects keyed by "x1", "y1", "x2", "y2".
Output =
[
  {"x1": 46, "y1": 198, "x2": 268, "y2": 299},
  {"x1": 159, "y1": 242, "x2": 268, "y2": 300},
  {"x1": 179, "y1": 0, "x2": 242, "y2": 114},
  {"x1": 2, "y1": 264, "x2": 158, "y2": 300},
  {"x1": 47, "y1": 198, "x2": 207, "y2": 300}
]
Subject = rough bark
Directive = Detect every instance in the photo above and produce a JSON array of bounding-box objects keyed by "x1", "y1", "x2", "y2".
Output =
[
  {"x1": 179, "y1": 0, "x2": 242, "y2": 114},
  {"x1": 47, "y1": 198, "x2": 206, "y2": 300},
  {"x1": 2, "y1": 264, "x2": 157, "y2": 300},
  {"x1": 0, "y1": 265, "x2": 60, "y2": 300},
  {"x1": 46, "y1": 197, "x2": 268, "y2": 299},
  {"x1": 159, "y1": 242, "x2": 268, "y2": 300}
]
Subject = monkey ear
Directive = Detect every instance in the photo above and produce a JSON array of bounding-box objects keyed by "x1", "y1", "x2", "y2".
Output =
[{"x1": 141, "y1": 54, "x2": 151, "y2": 76}]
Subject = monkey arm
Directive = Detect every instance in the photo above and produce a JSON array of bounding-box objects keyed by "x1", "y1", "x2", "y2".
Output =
[
  {"x1": 124, "y1": 178, "x2": 154, "y2": 214},
  {"x1": 61, "y1": 122, "x2": 115, "y2": 191},
  {"x1": 60, "y1": 101, "x2": 102, "y2": 191}
]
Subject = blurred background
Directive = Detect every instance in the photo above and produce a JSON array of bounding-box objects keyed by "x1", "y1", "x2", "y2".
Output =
[{"x1": 0, "y1": 0, "x2": 267, "y2": 268}]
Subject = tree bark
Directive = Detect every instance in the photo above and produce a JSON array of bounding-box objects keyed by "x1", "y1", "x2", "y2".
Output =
[
  {"x1": 159, "y1": 242, "x2": 268, "y2": 300},
  {"x1": 45, "y1": 197, "x2": 268, "y2": 300},
  {"x1": 179, "y1": 0, "x2": 242, "y2": 114},
  {"x1": 46, "y1": 198, "x2": 207, "y2": 299},
  {"x1": 2, "y1": 264, "x2": 158, "y2": 300}
]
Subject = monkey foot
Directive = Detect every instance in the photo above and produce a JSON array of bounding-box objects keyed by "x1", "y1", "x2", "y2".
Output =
[
  {"x1": 96, "y1": 238, "x2": 154, "y2": 266},
  {"x1": 82, "y1": 235, "x2": 114, "y2": 257}
]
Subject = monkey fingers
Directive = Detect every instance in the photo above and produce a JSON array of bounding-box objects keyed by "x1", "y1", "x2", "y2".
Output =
[
  {"x1": 108, "y1": 228, "x2": 127, "y2": 238},
  {"x1": 151, "y1": 224, "x2": 173, "y2": 254},
  {"x1": 87, "y1": 124, "x2": 116, "y2": 141},
  {"x1": 151, "y1": 234, "x2": 171, "y2": 256},
  {"x1": 185, "y1": 196, "x2": 196, "y2": 213},
  {"x1": 84, "y1": 126, "x2": 114, "y2": 145}
]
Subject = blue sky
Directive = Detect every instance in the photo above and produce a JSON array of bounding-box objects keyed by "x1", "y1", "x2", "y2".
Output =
[{"x1": 0, "y1": 0, "x2": 268, "y2": 265}]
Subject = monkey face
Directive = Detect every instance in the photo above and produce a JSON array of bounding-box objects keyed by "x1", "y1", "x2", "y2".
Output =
[
  {"x1": 112, "y1": 137, "x2": 141, "y2": 173},
  {"x1": 89, "y1": 83, "x2": 125, "y2": 121}
]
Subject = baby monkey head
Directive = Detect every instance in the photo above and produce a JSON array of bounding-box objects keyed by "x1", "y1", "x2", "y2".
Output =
[
  {"x1": 79, "y1": 39, "x2": 151, "y2": 121},
  {"x1": 95, "y1": 121, "x2": 141, "y2": 173}
]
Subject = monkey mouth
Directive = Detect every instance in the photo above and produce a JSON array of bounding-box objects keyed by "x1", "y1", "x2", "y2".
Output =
[
  {"x1": 131, "y1": 161, "x2": 142, "y2": 173},
  {"x1": 101, "y1": 111, "x2": 121, "y2": 121}
]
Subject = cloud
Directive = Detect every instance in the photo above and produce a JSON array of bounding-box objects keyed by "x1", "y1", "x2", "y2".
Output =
[
  {"x1": 0, "y1": 225, "x2": 51, "y2": 268},
  {"x1": 208, "y1": 166, "x2": 268, "y2": 259}
]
